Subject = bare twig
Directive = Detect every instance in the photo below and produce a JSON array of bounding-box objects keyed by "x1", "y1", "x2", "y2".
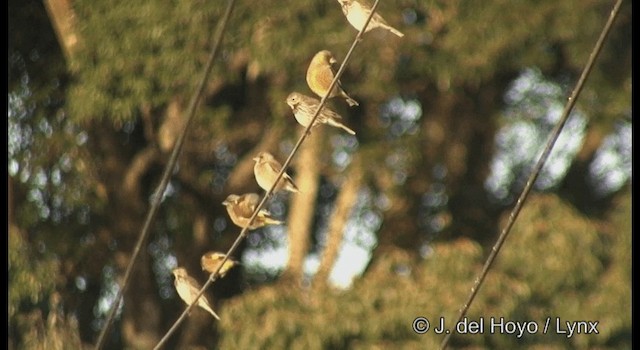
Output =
[
  {"x1": 153, "y1": 1, "x2": 383, "y2": 348},
  {"x1": 439, "y1": 0, "x2": 624, "y2": 348},
  {"x1": 93, "y1": 1, "x2": 237, "y2": 348}
]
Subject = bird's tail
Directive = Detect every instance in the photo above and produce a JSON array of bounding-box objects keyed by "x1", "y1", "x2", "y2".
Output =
[
  {"x1": 284, "y1": 176, "x2": 301, "y2": 193},
  {"x1": 385, "y1": 24, "x2": 404, "y2": 37},
  {"x1": 287, "y1": 185, "x2": 301, "y2": 193},
  {"x1": 204, "y1": 305, "x2": 221, "y2": 320},
  {"x1": 345, "y1": 96, "x2": 359, "y2": 107},
  {"x1": 264, "y1": 217, "x2": 285, "y2": 225},
  {"x1": 328, "y1": 119, "x2": 356, "y2": 135},
  {"x1": 258, "y1": 212, "x2": 284, "y2": 226}
]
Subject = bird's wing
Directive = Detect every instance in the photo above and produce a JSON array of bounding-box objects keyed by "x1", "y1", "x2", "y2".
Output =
[
  {"x1": 315, "y1": 65, "x2": 336, "y2": 91},
  {"x1": 186, "y1": 275, "x2": 202, "y2": 291},
  {"x1": 373, "y1": 12, "x2": 390, "y2": 26},
  {"x1": 265, "y1": 159, "x2": 283, "y2": 175},
  {"x1": 239, "y1": 193, "x2": 260, "y2": 214},
  {"x1": 325, "y1": 107, "x2": 343, "y2": 120},
  {"x1": 234, "y1": 201, "x2": 254, "y2": 218},
  {"x1": 327, "y1": 63, "x2": 352, "y2": 95},
  {"x1": 245, "y1": 193, "x2": 260, "y2": 204}
]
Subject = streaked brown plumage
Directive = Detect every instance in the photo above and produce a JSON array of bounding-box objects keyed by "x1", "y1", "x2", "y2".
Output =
[
  {"x1": 306, "y1": 50, "x2": 359, "y2": 107},
  {"x1": 253, "y1": 152, "x2": 300, "y2": 194},
  {"x1": 286, "y1": 92, "x2": 355, "y2": 135},
  {"x1": 337, "y1": 0, "x2": 404, "y2": 37},
  {"x1": 172, "y1": 267, "x2": 220, "y2": 320},
  {"x1": 201, "y1": 251, "x2": 239, "y2": 278},
  {"x1": 222, "y1": 193, "x2": 284, "y2": 230}
]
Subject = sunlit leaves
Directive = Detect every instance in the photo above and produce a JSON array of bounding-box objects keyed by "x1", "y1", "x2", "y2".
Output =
[{"x1": 486, "y1": 68, "x2": 588, "y2": 202}]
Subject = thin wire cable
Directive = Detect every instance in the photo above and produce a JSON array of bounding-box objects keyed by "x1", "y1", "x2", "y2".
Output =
[
  {"x1": 439, "y1": 0, "x2": 624, "y2": 348},
  {"x1": 93, "y1": 1, "x2": 237, "y2": 348},
  {"x1": 153, "y1": 1, "x2": 382, "y2": 348}
]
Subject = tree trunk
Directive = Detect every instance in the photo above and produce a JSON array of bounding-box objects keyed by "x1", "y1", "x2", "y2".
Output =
[
  {"x1": 121, "y1": 253, "x2": 161, "y2": 348},
  {"x1": 282, "y1": 128, "x2": 324, "y2": 284},
  {"x1": 313, "y1": 157, "x2": 362, "y2": 290}
]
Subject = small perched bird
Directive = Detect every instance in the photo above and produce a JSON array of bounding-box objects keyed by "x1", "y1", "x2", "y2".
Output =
[
  {"x1": 172, "y1": 267, "x2": 220, "y2": 320},
  {"x1": 222, "y1": 193, "x2": 284, "y2": 230},
  {"x1": 286, "y1": 92, "x2": 356, "y2": 135},
  {"x1": 337, "y1": 0, "x2": 404, "y2": 37},
  {"x1": 306, "y1": 50, "x2": 359, "y2": 107},
  {"x1": 253, "y1": 152, "x2": 300, "y2": 194},
  {"x1": 201, "y1": 251, "x2": 239, "y2": 278}
]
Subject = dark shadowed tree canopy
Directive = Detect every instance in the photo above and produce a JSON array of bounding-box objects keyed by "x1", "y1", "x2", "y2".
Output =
[{"x1": 9, "y1": 0, "x2": 630, "y2": 348}]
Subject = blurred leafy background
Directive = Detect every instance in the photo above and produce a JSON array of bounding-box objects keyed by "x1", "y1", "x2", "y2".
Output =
[{"x1": 8, "y1": 0, "x2": 630, "y2": 348}]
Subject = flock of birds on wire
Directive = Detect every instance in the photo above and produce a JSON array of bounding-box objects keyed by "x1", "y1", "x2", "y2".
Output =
[{"x1": 172, "y1": 0, "x2": 404, "y2": 321}]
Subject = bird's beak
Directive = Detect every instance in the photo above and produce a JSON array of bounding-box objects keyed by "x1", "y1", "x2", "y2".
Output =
[
  {"x1": 330, "y1": 57, "x2": 337, "y2": 64},
  {"x1": 252, "y1": 156, "x2": 259, "y2": 161},
  {"x1": 222, "y1": 200, "x2": 229, "y2": 205}
]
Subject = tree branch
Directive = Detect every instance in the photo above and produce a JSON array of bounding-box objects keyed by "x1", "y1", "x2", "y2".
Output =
[
  {"x1": 43, "y1": 0, "x2": 80, "y2": 62},
  {"x1": 123, "y1": 146, "x2": 159, "y2": 196},
  {"x1": 224, "y1": 125, "x2": 285, "y2": 194}
]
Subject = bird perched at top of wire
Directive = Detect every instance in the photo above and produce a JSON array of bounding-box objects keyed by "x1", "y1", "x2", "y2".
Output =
[
  {"x1": 171, "y1": 267, "x2": 220, "y2": 320},
  {"x1": 222, "y1": 193, "x2": 284, "y2": 230},
  {"x1": 306, "y1": 50, "x2": 359, "y2": 107},
  {"x1": 253, "y1": 152, "x2": 300, "y2": 194},
  {"x1": 201, "y1": 251, "x2": 239, "y2": 279},
  {"x1": 337, "y1": 0, "x2": 404, "y2": 37},
  {"x1": 286, "y1": 92, "x2": 356, "y2": 135}
]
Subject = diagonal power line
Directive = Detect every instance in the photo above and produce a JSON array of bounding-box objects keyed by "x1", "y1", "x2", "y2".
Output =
[
  {"x1": 152, "y1": 0, "x2": 384, "y2": 348},
  {"x1": 439, "y1": 0, "x2": 625, "y2": 349},
  {"x1": 93, "y1": 1, "x2": 238, "y2": 348}
]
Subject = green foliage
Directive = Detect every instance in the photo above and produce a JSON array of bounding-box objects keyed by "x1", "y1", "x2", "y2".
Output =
[
  {"x1": 483, "y1": 194, "x2": 617, "y2": 348},
  {"x1": 495, "y1": 195, "x2": 604, "y2": 302},
  {"x1": 8, "y1": 226, "x2": 84, "y2": 349},
  {"x1": 9, "y1": 0, "x2": 630, "y2": 348},
  {"x1": 9, "y1": 227, "x2": 59, "y2": 318},
  {"x1": 67, "y1": 0, "x2": 624, "y2": 124},
  {"x1": 585, "y1": 190, "x2": 631, "y2": 346},
  {"x1": 217, "y1": 194, "x2": 630, "y2": 349},
  {"x1": 69, "y1": 0, "x2": 222, "y2": 123},
  {"x1": 12, "y1": 307, "x2": 84, "y2": 350}
]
